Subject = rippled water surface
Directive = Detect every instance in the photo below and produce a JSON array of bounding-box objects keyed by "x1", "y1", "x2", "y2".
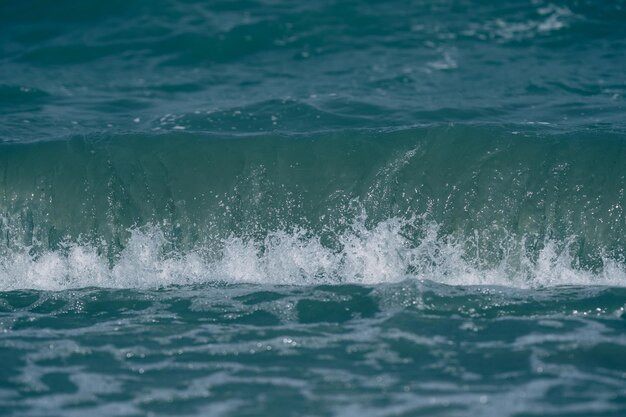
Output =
[{"x1": 2, "y1": 283, "x2": 626, "y2": 416}]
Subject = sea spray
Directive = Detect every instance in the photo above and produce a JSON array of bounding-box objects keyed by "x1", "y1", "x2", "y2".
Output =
[{"x1": 2, "y1": 217, "x2": 625, "y2": 291}]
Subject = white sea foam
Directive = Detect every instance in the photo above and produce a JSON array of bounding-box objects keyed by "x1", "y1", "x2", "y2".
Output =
[
  {"x1": 467, "y1": 4, "x2": 575, "y2": 43},
  {"x1": 1, "y1": 219, "x2": 625, "y2": 291}
]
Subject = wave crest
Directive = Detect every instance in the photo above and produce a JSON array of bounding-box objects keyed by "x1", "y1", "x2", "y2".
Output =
[{"x1": 2, "y1": 217, "x2": 625, "y2": 291}]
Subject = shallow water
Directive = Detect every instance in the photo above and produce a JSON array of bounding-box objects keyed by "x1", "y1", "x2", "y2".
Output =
[{"x1": 1, "y1": 0, "x2": 626, "y2": 415}]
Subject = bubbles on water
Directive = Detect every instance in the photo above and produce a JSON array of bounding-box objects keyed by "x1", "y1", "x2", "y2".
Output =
[
  {"x1": 1, "y1": 215, "x2": 625, "y2": 291},
  {"x1": 465, "y1": 3, "x2": 575, "y2": 43},
  {"x1": 426, "y1": 49, "x2": 458, "y2": 71}
]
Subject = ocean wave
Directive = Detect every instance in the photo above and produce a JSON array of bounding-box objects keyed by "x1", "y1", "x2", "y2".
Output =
[
  {"x1": 1, "y1": 219, "x2": 625, "y2": 291},
  {"x1": 1, "y1": 126, "x2": 625, "y2": 290}
]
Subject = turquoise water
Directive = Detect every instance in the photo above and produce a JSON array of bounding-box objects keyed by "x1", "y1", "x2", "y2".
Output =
[{"x1": 1, "y1": 0, "x2": 626, "y2": 415}]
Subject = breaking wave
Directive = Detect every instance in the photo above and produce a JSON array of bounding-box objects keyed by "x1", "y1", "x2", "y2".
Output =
[{"x1": 1, "y1": 126, "x2": 625, "y2": 290}]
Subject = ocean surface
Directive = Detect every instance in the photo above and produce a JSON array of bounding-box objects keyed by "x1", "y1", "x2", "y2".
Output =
[{"x1": 1, "y1": 0, "x2": 626, "y2": 415}]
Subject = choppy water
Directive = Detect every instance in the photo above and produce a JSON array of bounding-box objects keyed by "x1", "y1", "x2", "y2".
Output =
[{"x1": 1, "y1": 0, "x2": 626, "y2": 415}]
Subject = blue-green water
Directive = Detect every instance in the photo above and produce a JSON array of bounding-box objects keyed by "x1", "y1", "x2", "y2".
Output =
[{"x1": 1, "y1": 0, "x2": 626, "y2": 415}]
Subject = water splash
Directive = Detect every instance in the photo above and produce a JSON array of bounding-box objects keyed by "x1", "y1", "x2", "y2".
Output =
[{"x1": 1, "y1": 217, "x2": 625, "y2": 291}]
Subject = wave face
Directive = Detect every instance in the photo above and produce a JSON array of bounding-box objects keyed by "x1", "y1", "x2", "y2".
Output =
[{"x1": 1, "y1": 127, "x2": 625, "y2": 290}]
